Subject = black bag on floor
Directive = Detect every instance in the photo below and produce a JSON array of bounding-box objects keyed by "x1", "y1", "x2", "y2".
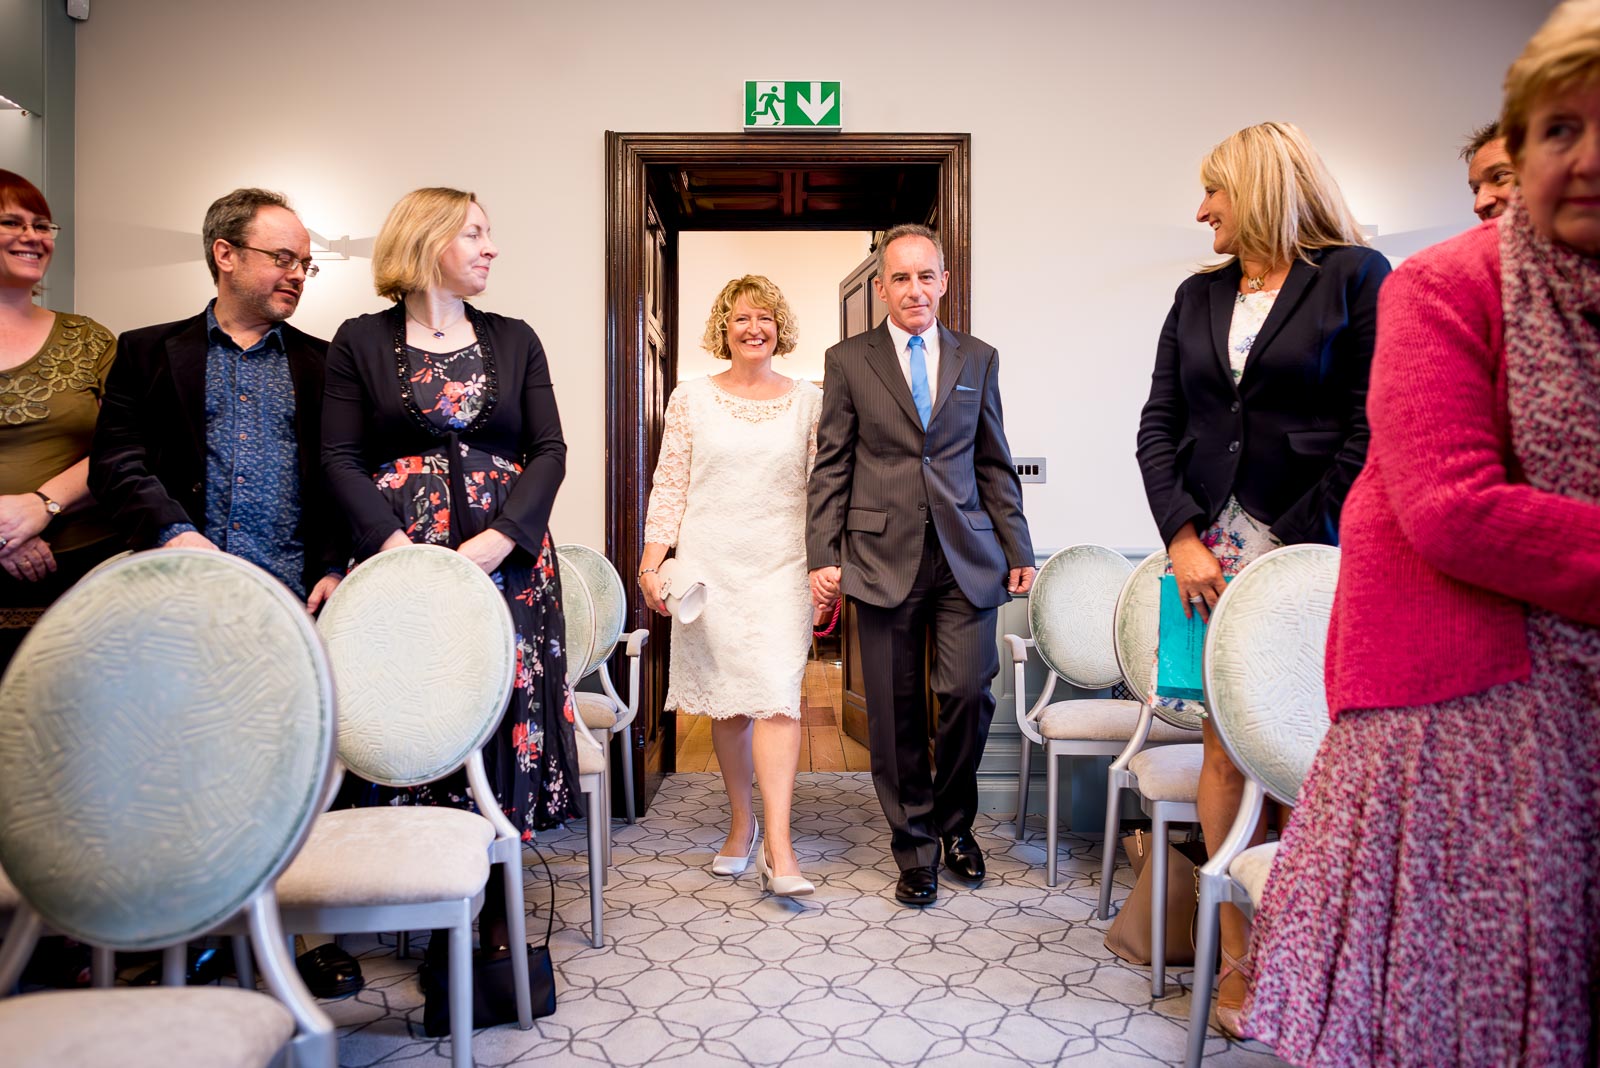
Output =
[{"x1": 419, "y1": 844, "x2": 558, "y2": 1035}]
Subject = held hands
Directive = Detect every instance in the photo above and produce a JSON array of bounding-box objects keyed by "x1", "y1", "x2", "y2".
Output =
[
  {"x1": 0, "y1": 493, "x2": 53, "y2": 552},
  {"x1": 457, "y1": 529, "x2": 515, "y2": 575},
  {"x1": 808, "y1": 566, "x2": 841, "y2": 611},
  {"x1": 0, "y1": 536, "x2": 56, "y2": 583},
  {"x1": 1168, "y1": 524, "x2": 1226, "y2": 622}
]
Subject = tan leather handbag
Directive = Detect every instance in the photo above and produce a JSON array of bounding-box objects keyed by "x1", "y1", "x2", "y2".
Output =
[{"x1": 1103, "y1": 829, "x2": 1207, "y2": 966}]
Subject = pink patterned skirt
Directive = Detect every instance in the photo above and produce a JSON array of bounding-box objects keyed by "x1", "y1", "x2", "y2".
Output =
[{"x1": 1243, "y1": 610, "x2": 1600, "y2": 1067}]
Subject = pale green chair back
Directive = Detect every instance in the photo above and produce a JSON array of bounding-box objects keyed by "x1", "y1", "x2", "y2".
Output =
[
  {"x1": 0, "y1": 550, "x2": 335, "y2": 949},
  {"x1": 1028, "y1": 544, "x2": 1133, "y2": 690},
  {"x1": 556, "y1": 544, "x2": 626, "y2": 681},
  {"x1": 1204, "y1": 544, "x2": 1341, "y2": 805},
  {"x1": 316, "y1": 544, "x2": 513, "y2": 787}
]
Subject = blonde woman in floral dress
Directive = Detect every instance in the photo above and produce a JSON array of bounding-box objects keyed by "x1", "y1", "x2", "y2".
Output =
[{"x1": 640, "y1": 275, "x2": 821, "y2": 898}]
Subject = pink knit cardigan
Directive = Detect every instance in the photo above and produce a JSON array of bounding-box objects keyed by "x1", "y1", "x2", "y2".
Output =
[{"x1": 1325, "y1": 222, "x2": 1600, "y2": 717}]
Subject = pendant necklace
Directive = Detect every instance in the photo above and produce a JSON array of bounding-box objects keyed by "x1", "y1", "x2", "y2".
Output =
[{"x1": 406, "y1": 306, "x2": 456, "y2": 339}]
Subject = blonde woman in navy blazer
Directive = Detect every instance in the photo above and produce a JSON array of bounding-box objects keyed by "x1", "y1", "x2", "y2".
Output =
[{"x1": 1135, "y1": 121, "x2": 1389, "y2": 1036}]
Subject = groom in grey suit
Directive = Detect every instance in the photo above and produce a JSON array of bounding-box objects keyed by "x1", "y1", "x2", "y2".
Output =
[{"x1": 807, "y1": 224, "x2": 1034, "y2": 907}]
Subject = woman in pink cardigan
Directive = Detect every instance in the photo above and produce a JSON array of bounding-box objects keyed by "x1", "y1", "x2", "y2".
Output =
[{"x1": 1242, "y1": 3, "x2": 1600, "y2": 1065}]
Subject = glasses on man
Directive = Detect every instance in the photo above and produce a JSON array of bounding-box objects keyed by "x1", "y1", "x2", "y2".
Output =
[
  {"x1": 228, "y1": 242, "x2": 320, "y2": 277},
  {"x1": 0, "y1": 217, "x2": 63, "y2": 238}
]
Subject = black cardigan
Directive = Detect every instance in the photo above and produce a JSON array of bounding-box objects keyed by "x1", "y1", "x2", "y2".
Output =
[
  {"x1": 1135, "y1": 244, "x2": 1391, "y2": 548},
  {"x1": 322, "y1": 304, "x2": 566, "y2": 562}
]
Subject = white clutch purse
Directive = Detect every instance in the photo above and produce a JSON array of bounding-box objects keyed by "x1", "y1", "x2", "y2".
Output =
[{"x1": 655, "y1": 558, "x2": 708, "y2": 624}]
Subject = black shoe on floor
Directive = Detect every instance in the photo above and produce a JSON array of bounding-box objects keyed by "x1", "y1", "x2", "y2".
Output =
[
  {"x1": 295, "y1": 942, "x2": 365, "y2": 999},
  {"x1": 941, "y1": 831, "x2": 986, "y2": 885},
  {"x1": 895, "y1": 865, "x2": 939, "y2": 907}
]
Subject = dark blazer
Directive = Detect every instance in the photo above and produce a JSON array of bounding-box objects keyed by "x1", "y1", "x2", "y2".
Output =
[
  {"x1": 807, "y1": 320, "x2": 1033, "y2": 610},
  {"x1": 1136, "y1": 244, "x2": 1391, "y2": 548},
  {"x1": 89, "y1": 311, "x2": 341, "y2": 591},
  {"x1": 322, "y1": 304, "x2": 566, "y2": 562}
]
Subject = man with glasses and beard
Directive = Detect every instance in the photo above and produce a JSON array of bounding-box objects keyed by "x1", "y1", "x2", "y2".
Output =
[{"x1": 89, "y1": 187, "x2": 357, "y2": 994}]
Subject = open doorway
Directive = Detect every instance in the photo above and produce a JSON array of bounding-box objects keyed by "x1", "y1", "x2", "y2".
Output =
[{"x1": 604, "y1": 132, "x2": 971, "y2": 815}]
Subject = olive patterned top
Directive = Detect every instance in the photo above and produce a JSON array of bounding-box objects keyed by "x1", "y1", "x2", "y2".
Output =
[{"x1": 0, "y1": 314, "x2": 118, "y2": 552}]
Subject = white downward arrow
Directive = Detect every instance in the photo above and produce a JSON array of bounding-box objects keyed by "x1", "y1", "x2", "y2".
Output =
[{"x1": 795, "y1": 82, "x2": 836, "y2": 125}]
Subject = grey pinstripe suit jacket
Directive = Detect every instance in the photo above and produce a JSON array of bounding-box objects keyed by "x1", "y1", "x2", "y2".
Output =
[{"x1": 806, "y1": 321, "x2": 1033, "y2": 610}]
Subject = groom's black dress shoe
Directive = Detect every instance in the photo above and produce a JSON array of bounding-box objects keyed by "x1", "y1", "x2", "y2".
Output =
[
  {"x1": 895, "y1": 865, "x2": 939, "y2": 907},
  {"x1": 942, "y1": 831, "x2": 986, "y2": 885}
]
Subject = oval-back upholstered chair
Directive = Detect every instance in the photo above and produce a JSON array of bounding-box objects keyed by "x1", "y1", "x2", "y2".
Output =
[
  {"x1": 0, "y1": 549, "x2": 337, "y2": 1068},
  {"x1": 550, "y1": 549, "x2": 613, "y2": 947},
  {"x1": 1098, "y1": 550, "x2": 1207, "y2": 996},
  {"x1": 1184, "y1": 544, "x2": 1340, "y2": 1066},
  {"x1": 1004, "y1": 545, "x2": 1200, "y2": 887},
  {"x1": 271, "y1": 544, "x2": 527, "y2": 1068},
  {"x1": 557, "y1": 544, "x2": 649, "y2": 825}
]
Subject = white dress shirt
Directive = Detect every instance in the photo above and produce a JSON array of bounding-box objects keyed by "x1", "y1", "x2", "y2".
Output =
[{"x1": 884, "y1": 319, "x2": 941, "y2": 396}]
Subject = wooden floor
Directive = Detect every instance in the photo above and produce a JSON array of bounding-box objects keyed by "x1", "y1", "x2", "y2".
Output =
[{"x1": 674, "y1": 659, "x2": 872, "y2": 773}]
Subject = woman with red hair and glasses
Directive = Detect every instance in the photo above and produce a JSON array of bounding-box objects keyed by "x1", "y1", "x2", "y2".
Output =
[{"x1": 0, "y1": 170, "x2": 118, "y2": 675}]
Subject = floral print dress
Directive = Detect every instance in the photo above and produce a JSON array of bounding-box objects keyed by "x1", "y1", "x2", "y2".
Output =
[{"x1": 361, "y1": 341, "x2": 580, "y2": 837}]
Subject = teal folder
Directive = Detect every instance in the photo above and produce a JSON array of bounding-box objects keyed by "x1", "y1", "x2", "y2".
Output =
[{"x1": 1155, "y1": 574, "x2": 1230, "y2": 702}]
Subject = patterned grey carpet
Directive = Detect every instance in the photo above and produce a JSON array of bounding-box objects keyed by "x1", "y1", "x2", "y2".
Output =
[{"x1": 328, "y1": 773, "x2": 1287, "y2": 1067}]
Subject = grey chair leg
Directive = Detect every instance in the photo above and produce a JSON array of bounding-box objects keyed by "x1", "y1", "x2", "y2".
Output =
[
  {"x1": 91, "y1": 945, "x2": 115, "y2": 988},
  {"x1": 1099, "y1": 777, "x2": 1123, "y2": 919},
  {"x1": 397, "y1": 931, "x2": 411, "y2": 959},
  {"x1": 503, "y1": 852, "x2": 533, "y2": 1029},
  {"x1": 1045, "y1": 747, "x2": 1060, "y2": 888},
  {"x1": 621, "y1": 727, "x2": 636, "y2": 825},
  {"x1": 588, "y1": 790, "x2": 605, "y2": 948},
  {"x1": 449, "y1": 916, "x2": 473, "y2": 1068},
  {"x1": 231, "y1": 934, "x2": 255, "y2": 990},
  {"x1": 1151, "y1": 812, "x2": 1169, "y2": 997},
  {"x1": 162, "y1": 943, "x2": 186, "y2": 987},
  {"x1": 1014, "y1": 735, "x2": 1033, "y2": 841},
  {"x1": 1186, "y1": 876, "x2": 1224, "y2": 1067},
  {"x1": 601, "y1": 774, "x2": 613, "y2": 878}
]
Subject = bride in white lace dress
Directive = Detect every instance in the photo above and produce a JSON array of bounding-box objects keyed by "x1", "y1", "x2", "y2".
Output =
[{"x1": 639, "y1": 276, "x2": 821, "y2": 897}]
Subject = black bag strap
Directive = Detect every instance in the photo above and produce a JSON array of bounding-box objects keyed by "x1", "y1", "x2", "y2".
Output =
[{"x1": 527, "y1": 841, "x2": 557, "y2": 947}]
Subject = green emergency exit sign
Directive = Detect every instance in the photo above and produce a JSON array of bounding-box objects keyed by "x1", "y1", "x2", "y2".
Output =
[{"x1": 744, "y1": 81, "x2": 842, "y2": 130}]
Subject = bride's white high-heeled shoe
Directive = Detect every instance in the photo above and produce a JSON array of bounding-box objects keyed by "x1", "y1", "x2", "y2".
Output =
[
  {"x1": 755, "y1": 842, "x2": 814, "y2": 897},
  {"x1": 710, "y1": 826, "x2": 758, "y2": 876}
]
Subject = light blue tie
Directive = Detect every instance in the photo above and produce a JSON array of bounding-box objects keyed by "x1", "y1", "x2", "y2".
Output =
[{"x1": 908, "y1": 334, "x2": 932, "y2": 429}]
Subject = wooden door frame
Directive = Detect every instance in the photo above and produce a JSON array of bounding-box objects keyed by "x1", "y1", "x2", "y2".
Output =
[{"x1": 604, "y1": 131, "x2": 972, "y2": 815}]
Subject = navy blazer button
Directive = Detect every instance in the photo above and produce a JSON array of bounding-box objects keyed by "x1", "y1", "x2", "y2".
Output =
[
  {"x1": 923, "y1": 457, "x2": 931, "y2": 464},
  {"x1": 1230, "y1": 401, "x2": 1241, "y2": 413},
  {"x1": 1228, "y1": 440, "x2": 1241, "y2": 453}
]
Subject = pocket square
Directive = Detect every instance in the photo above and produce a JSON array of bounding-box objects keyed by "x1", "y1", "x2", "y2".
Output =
[{"x1": 955, "y1": 384, "x2": 977, "y2": 392}]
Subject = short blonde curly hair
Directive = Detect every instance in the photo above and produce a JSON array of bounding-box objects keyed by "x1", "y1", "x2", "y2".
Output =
[
  {"x1": 1502, "y1": 0, "x2": 1600, "y2": 163},
  {"x1": 700, "y1": 275, "x2": 798, "y2": 360}
]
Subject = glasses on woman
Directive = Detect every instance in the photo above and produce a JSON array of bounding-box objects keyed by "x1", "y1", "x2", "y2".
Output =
[
  {"x1": 0, "y1": 217, "x2": 62, "y2": 238},
  {"x1": 228, "y1": 242, "x2": 321, "y2": 277}
]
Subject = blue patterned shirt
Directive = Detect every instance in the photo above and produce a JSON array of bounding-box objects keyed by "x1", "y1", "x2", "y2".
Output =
[{"x1": 157, "y1": 302, "x2": 305, "y2": 596}]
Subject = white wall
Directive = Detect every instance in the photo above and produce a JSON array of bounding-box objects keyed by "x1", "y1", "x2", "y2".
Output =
[
  {"x1": 677, "y1": 231, "x2": 871, "y2": 384},
  {"x1": 71, "y1": 0, "x2": 1549, "y2": 553}
]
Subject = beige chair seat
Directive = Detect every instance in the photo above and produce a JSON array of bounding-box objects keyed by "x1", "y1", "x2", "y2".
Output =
[
  {"x1": 577, "y1": 734, "x2": 607, "y2": 775},
  {"x1": 576, "y1": 691, "x2": 619, "y2": 730},
  {"x1": 0, "y1": 987, "x2": 293, "y2": 1068},
  {"x1": 1126, "y1": 744, "x2": 1204, "y2": 803},
  {"x1": 276, "y1": 808, "x2": 493, "y2": 908},
  {"x1": 1038, "y1": 699, "x2": 1202, "y2": 743},
  {"x1": 1229, "y1": 842, "x2": 1280, "y2": 908}
]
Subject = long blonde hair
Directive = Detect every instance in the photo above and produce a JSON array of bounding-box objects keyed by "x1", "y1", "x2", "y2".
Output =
[{"x1": 1199, "y1": 121, "x2": 1367, "y2": 271}]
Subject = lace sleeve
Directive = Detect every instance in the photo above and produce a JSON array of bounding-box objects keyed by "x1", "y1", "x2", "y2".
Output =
[
  {"x1": 805, "y1": 390, "x2": 820, "y2": 480},
  {"x1": 644, "y1": 387, "x2": 692, "y2": 546}
]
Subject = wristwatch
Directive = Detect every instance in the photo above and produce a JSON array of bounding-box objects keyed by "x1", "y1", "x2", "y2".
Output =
[{"x1": 32, "y1": 490, "x2": 62, "y2": 517}]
